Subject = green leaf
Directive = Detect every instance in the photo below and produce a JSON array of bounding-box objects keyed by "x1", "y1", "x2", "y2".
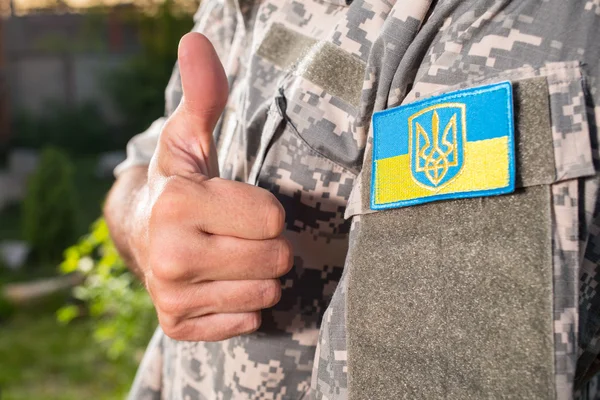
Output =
[{"x1": 56, "y1": 305, "x2": 80, "y2": 324}]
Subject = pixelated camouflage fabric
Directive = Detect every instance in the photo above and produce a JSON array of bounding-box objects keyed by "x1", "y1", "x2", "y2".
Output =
[{"x1": 118, "y1": 0, "x2": 600, "y2": 399}]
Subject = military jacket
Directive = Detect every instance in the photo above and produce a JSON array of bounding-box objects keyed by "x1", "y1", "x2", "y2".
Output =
[{"x1": 118, "y1": 0, "x2": 600, "y2": 398}]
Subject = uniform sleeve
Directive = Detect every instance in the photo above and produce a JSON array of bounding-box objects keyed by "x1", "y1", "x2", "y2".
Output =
[{"x1": 113, "y1": 117, "x2": 165, "y2": 176}]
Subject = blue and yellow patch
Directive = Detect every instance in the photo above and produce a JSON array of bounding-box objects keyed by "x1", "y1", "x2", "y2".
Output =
[{"x1": 371, "y1": 81, "x2": 516, "y2": 210}]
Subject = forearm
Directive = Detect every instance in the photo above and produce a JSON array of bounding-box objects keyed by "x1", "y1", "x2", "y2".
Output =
[{"x1": 104, "y1": 166, "x2": 149, "y2": 280}]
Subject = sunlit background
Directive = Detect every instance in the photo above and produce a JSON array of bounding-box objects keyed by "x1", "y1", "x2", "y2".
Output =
[
  {"x1": 0, "y1": 0, "x2": 196, "y2": 398},
  {"x1": 4, "y1": 0, "x2": 197, "y2": 15}
]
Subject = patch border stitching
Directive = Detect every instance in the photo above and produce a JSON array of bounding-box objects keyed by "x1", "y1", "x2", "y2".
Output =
[{"x1": 370, "y1": 81, "x2": 515, "y2": 210}]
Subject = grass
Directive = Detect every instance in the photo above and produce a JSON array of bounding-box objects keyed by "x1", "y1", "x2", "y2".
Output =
[
  {"x1": 0, "y1": 154, "x2": 143, "y2": 399},
  {"x1": 0, "y1": 293, "x2": 140, "y2": 400}
]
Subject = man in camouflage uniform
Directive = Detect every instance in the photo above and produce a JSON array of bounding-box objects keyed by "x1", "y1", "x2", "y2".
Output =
[{"x1": 104, "y1": 0, "x2": 600, "y2": 398}]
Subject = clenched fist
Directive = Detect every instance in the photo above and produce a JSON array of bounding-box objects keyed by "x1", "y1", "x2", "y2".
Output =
[{"x1": 105, "y1": 33, "x2": 293, "y2": 342}]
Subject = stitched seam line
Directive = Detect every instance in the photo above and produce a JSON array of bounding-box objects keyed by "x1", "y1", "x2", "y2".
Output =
[{"x1": 277, "y1": 88, "x2": 359, "y2": 176}]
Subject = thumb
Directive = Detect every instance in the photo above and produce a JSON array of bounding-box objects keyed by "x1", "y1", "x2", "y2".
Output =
[
  {"x1": 153, "y1": 33, "x2": 227, "y2": 179},
  {"x1": 178, "y1": 33, "x2": 229, "y2": 133}
]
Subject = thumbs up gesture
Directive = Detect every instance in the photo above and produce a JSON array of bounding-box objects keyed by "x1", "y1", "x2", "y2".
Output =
[{"x1": 131, "y1": 33, "x2": 292, "y2": 342}]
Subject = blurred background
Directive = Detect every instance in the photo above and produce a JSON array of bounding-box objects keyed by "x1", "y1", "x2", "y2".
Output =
[{"x1": 0, "y1": 0, "x2": 197, "y2": 398}]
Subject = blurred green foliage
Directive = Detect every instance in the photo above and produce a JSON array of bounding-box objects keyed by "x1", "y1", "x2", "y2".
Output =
[
  {"x1": 13, "y1": 103, "x2": 113, "y2": 155},
  {"x1": 58, "y1": 219, "x2": 156, "y2": 360},
  {"x1": 0, "y1": 292, "x2": 141, "y2": 400},
  {"x1": 0, "y1": 291, "x2": 16, "y2": 320},
  {"x1": 12, "y1": 0, "x2": 197, "y2": 156},
  {"x1": 0, "y1": 155, "x2": 139, "y2": 397},
  {"x1": 1, "y1": 156, "x2": 112, "y2": 247},
  {"x1": 33, "y1": 7, "x2": 108, "y2": 53},
  {"x1": 106, "y1": 0, "x2": 196, "y2": 136},
  {"x1": 23, "y1": 148, "x2": 78, "y2": 265},
  {"x1": 0, "y1": 1, "x2": 197, "y2": 397}
]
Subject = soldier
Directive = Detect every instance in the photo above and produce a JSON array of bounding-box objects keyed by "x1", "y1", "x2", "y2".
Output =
[{"x1": 103, "y1": 0, "x2": 600, "y2": 398}]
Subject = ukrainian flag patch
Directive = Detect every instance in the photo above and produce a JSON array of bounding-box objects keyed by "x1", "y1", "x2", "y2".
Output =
[{"x1": 371, "y1": 81, "x2": 516, "y2": 210}]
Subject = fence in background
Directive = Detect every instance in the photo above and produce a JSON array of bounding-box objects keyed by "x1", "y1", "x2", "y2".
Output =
[{"x1": 3, "y1": 7, "x2": 140, "y2": 131}]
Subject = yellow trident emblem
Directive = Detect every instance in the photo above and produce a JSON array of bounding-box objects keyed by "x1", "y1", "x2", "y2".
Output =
[{"x1": 409, "y1": 103, "x2": 466, "y2": 190}]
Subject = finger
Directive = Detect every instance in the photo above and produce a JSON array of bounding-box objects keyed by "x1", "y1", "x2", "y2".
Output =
[
  {"x1": 160, "y1": 311, "x2": 261, "y2": 342},
  {"x1": 194, "y1": 178, "x2": 286, "y2": 239},
  {"x1": 154, "y1": 33, "x2": 227, "y2": 178},
  {"x1": 178, "y1": 32, "x2": 228, "y2": 132},
  {"x1": 197, "y1": 235, "x2": 294, "y2": 281},
  {"x1": 152, "y1": 279, "x2": 282, "y2": 318},
  {"x1": 148, "y1": 215, "x2": 292, "y2": 282},
  {"x1": 151, "y1": 176, "x2": 285, "y2": 241}
]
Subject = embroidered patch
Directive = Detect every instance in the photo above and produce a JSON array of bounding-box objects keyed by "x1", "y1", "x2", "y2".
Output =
[{"x1": 371, "y1": 81, "x2": 515, "y2": 210}]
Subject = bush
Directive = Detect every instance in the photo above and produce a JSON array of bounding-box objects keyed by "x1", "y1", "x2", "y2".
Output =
[
  {"x1": 22, "y1": 147, "x2": 78, "y2": 264},
  {"x1": 13, "y1": 103, "x2": 115, "y2": 156},
  {"x1": 0, "y1": 257, "x2": 16, "y2": 321},
  {"x1": 58, "y1": 219, "x2": 156, "y2": 360},
  {"x1": 0, "y1": 291, "x2": 15, "y2": 321}
]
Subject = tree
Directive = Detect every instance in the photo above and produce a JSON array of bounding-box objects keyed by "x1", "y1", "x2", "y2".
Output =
[
  {"x1": 106, "y1": 0, "x2": 197, "y2": 136},
  {"x1": 23, "y1": 147, "x2": 78, "y2": 264}
]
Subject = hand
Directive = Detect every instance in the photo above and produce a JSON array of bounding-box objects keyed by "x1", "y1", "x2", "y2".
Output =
[{"x1": 130, "y1": 33, "x2": 292, "y2": 342}]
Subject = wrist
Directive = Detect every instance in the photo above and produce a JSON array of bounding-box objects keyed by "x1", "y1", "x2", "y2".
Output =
[
  {"x1": 127, "y1": 182, "x2": 151, "y2": 278},
  {"x1": 104, "y1": 166, "x2": 149, "y2": 280}
]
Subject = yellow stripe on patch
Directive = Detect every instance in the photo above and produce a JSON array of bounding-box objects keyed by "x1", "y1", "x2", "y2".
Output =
[{"x1": 375, "y1": 137, "x2": 510, "y2": 205}]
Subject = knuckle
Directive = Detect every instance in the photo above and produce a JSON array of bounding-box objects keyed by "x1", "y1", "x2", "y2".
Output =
[
  {"x1": 191, "y1": 284, "x2": 211, "y2": 313},
  {"x1": 149, "y1": 261, "x2": 170, "y2": 282},
  {"x1": 262, "y1": 194, "x2": 285, "y2": 238},
  {"x1": 155, "y1": 292, "x2": 183, "y2": 316},
  {"x1": 211, "y1": 290, "x2": 226, "y2": 312},
  {"x1": 242, "y1": 312, "x2": 262, "y2": 334},
  {"x1": 161, "y1": 177, "x2": 190, "y2": 209},
  {"x1": 274, "y1": 238, "x2": 293, "y2": 277},
  {"x1": 259, "y1": 280, "x2": 282, "y2": 308},
  {"x1": 148, "y1": 250, "x2": 181, "y2": 282},
  {"x1": 158, "y1": 315, "x2": 185, "y2": 340},
  {"x1": 149, "y1": 188, "x2": 180, "y2": 227},
  {"x1": 163, "y1": 326, "x2": 186, "y2": 341}
]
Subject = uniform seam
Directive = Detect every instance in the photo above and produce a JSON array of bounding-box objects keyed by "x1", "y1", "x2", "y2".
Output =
[
  {"x1": 289, "y1": 121, "x2": 359, "y2": 176},
  {"x1": 276, "y1": 88, "x2": 359, "y2": 177},
  {"x1": 405, "y1": 62, "x2": 581, "y2": 106}
]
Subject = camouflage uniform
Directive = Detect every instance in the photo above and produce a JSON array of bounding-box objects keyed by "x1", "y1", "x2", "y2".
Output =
[{"x1": 117, "y1": 0, "x2": 600, "y2": 398}]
